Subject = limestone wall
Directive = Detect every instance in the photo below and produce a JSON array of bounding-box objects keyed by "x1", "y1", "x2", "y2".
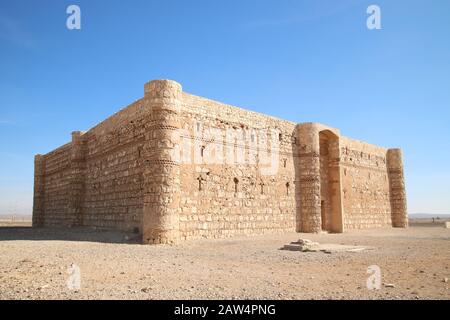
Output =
[
  {"x1": 32, "y1": 79, "x2": 407, "y2": 243},
  {"x1": 81, "y1": 98, "x2": 149, "y2": 232},
  {"x1": 36, "y1": 143, "x2": 72, "y2": 226},
  {"x1": 34, "y1": 99, "x2": 148, "y2": 232},
  {"x1": 177, "y1": 93, "x2": 298, "y2": 240},
  {"x1": 340, "y1": 137, "x2": 392, "y2": 230}
]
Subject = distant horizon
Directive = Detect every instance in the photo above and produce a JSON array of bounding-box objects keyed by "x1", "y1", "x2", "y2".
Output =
[
  {"x1": 1, "y1": 1, "x2": 450, "y2": 215},
  {"x1": 1, "y1": 213, "x2": 449, "y2": 218}
]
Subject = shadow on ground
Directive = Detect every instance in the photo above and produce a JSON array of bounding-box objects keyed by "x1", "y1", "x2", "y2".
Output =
[{"x1": 0, "y1": 226, "x2": 141, "y2": 244}]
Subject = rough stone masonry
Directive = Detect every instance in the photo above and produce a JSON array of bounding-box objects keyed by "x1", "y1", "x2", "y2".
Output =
[{"x1": 32, "y1": 79, "x2": 408, "y2": 244}]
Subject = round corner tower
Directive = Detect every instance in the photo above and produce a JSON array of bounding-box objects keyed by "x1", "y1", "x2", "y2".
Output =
[
  {"x1": 142, "y1": 80, "x2": 182, "y2": 244},
  {"x1": 296, "y1": 122, "x2": 322, "y2": 233},
  {"x1": 387, "y1": 148, "x2": 408, "y2": 228}
]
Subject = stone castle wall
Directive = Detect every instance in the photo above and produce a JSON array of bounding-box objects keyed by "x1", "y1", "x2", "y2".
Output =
[
  {"x1": 33, "y1": 99, "x2": 148, "y2": 232},
  {"x1": 177, "y1": 93, "x2": 298, "y2": 240},
  {"x1": 33, "y1": 79, "x2": 408, "y2": 243},
  {"x1": 340, "y1": 137, "x2": 392, "y2": 230},
  {"x1": 81, "y1": 98, "x2": 147, "y2": 232},
  {"x1": 33, "y1": 143, "x2": 72, "y2": 227}
]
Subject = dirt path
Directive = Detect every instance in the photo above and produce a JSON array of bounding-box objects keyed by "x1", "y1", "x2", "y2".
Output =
[{"x1": 0, "y1": 224, "x2": 448, "y2": 300}]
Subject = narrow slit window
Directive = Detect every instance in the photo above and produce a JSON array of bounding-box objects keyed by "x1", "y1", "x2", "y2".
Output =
[
  {"x1": 197, "y1": 176, "x2": 205, "y2": 191},
  {"x1": 200, "y1": 146, "x2": 205, "y2": 158},
  {"x1": 233, "y1": 178, "x2": 239, "y2": 194}
]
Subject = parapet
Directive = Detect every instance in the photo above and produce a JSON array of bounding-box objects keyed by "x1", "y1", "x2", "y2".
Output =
[
  {"x1": 144, "y1": 79, "x2": 182, "y2": 104},
  {"x1": 387, "y1": 148, "x2": 404, "y2": 170}
]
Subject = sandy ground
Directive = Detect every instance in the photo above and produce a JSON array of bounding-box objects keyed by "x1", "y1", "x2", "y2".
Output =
[{"x1": 0, "y1": 221, "x2": 449, "y2": 300}]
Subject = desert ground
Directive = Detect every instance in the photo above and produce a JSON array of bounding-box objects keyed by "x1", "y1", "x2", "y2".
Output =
[{"x1": 0, "y1": 219, "x2": 449, "y2": 300}]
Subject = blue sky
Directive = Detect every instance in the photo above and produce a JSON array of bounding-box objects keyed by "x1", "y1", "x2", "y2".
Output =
[{"x1": 0, "y1": 0, "x2": 449, "y2": 215}]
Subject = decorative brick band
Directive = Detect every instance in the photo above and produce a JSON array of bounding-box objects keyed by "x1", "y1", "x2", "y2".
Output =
[{"x1": 146, "y1": 159, "x2": 180, "y2": 166}]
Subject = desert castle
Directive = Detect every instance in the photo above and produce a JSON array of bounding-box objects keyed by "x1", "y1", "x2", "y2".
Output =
[{"x1": 32, "y1": 79, "x2": 408, "y2": 244}]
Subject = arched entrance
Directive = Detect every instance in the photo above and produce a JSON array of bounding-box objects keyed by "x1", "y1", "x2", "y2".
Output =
[{"x1": 319, "y1": 130, "x2": 343, "y2": 233}]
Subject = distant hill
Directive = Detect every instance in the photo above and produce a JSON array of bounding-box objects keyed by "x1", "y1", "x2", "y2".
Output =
[
  {"x1": 0, "y1": 214, "x2": 32, "y2": 220},
  {"x1": 409, "y1": 213, "x2": 450, "y2": 219}
]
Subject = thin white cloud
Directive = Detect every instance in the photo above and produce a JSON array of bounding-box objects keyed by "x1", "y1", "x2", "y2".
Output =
[{"x1": 0, "y1": 119, "x2": 17, "y2": 125}]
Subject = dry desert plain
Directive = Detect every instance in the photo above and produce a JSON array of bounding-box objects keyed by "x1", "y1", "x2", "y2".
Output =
[{"x1": 0, "y1": 219, "x2": 449, "y2": 300}]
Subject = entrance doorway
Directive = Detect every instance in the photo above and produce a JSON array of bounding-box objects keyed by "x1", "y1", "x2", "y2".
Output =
[{"x1": 319, "y1": 130, "x2": 343, "y2": 233}]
